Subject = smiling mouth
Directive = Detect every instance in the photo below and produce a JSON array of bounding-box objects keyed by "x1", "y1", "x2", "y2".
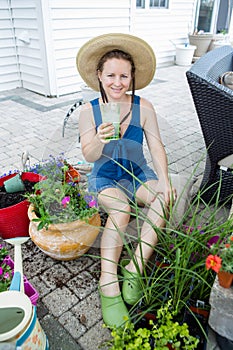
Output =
[{"x1": 112, "y1": 88, "x2": 122, "y2": 93}]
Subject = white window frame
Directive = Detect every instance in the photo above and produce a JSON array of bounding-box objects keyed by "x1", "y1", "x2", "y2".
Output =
[
  {"x1": 136, "y1": 0, "x2": 169, "y2": 9},
  {"x1": 149, "y1": 0, "x2": 169, "y2": 9}
]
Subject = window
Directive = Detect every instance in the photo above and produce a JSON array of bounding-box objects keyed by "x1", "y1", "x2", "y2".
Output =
[
  {"x1": 136, "y1": 0, "x2": 145, "y2": 8},
  {"x1": 150, "y1": 0, "x2": 169, "y2": 8},
  {"x1": 194, "y1": 0, "x2": 232, "y2": 33},
  {"x1": 136, "y1": 0, "x2": 169, "y2": 9}
]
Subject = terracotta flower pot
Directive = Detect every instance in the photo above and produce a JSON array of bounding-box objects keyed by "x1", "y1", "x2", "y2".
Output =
[
  {"x1": 0, "y1": 172, "x2": 43, "y2": 239},
  {"x1": 28, "y1": 204, "x2": 101, "y2": 260},
  {"x1": 218, "y1": 270, "x2": 233, "y2": 289}
]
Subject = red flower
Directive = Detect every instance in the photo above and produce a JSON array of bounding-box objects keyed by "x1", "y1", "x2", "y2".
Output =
[
  {"x1": 206, "y1": 254, "x2": 222, "y2": 273},
  {"x1": 225, "y1": 243, "x2": 230, "y2": 248}
]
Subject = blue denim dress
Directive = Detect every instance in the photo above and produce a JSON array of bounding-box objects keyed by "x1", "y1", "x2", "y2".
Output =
[{"x1": 88, "y1": 95, "x2": 158, "y2": 200}]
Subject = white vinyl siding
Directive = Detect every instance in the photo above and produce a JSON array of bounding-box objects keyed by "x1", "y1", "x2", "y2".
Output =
[
  {"x1": 0, "y1": 0, "x2": 231, "y2": 96},
  {"x1": 3, "y1": 0, "x2": 51, "y2": 96},
  {"x1": 48, "y1": 0, "x2": 131, "y2": 96},
  {"x1": 132, "y1": 0, "x2": 196, "y2": 67},
  {"x1": 0, "y1": 0, "x2": 20, "y2": 91}
]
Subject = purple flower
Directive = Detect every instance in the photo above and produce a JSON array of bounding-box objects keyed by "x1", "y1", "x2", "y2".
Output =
[
  {"x1": 207, "y1": 235, "x2": 220, "y2": 248},
  {"x1": 61, "y1": 196, "x2": 70, "y2": 208},
  {"x1": 0, "y1": 267, "x2": 3, "y2": 275}
]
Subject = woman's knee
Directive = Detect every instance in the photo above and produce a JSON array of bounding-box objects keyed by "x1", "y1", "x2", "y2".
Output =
[{"x1": 99, "y1": 188, "x2": 131, "y2": 214}]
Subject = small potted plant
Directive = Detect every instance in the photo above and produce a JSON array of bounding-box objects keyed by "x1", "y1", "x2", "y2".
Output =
[
  {"x1": 26, "y1": 155, "x2": 101, "y2": 260},
  {"x1": 206, "y1": 235, "x2": 233, "y2": 288},
  {"x1": 104, "y1": 299, "x2": 199, "y2": 349},
  {"x1": 0, "y1": 170, "x2": 43, "y2": 239}
]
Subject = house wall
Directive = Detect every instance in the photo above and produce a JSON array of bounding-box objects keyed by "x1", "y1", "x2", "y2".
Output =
[
  {"x1": 47, "y1": 0, "x2": 131, "y2": 96},
  {"x1": 0, "y1": 0, "x2": 231, "y2": 96},
  {"x1": 131, "y1": 0, "x2": 196, "y2": 67},
  {"x1": 47, "y1": 0, "x2": 196, "y2": 96},
  {"x1": 0, "y1": 0, "x2": 52, "y2": 95}
]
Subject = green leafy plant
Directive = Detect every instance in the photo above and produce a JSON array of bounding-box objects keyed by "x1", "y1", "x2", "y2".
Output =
[
  {"x1": 0, "y1": 244, "x2": 12, "y2": 292},
  {"x1": 25, "y1": 155, "x2": 98, "y2": 230},
  {"x1": 104, "y1": 300, "x2": 199, "y2": 349},
  {"x1": 88, "y1": 156, "x2": 231, "y2": 345}
]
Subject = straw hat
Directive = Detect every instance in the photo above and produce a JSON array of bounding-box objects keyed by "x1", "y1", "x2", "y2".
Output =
[{"x1": 76, "y1": 33, "x2": 156, "y2": 91}]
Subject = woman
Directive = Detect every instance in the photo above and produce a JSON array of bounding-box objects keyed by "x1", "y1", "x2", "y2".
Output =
[{"x1": 77, "y1": 33, "x2": 176, "y2": 328}]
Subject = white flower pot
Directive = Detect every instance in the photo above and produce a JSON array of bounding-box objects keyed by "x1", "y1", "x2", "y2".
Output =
[{"x1": 175, "y1": 44, "x2": 196, "y2": 66}]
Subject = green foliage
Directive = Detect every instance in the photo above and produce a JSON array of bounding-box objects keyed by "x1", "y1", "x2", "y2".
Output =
[
  {"x1": 120, "y1": 175, "x2": 232, "y2": 316},
  {"x1": 105, "y1": 300, "x2": 199, "y2": 350},
  {"x1": 25, "y1": 155, "x2": 98, "y2": 230},
  {"x1": 0, "y1": 245, "x2": 12, "y2": 292}
]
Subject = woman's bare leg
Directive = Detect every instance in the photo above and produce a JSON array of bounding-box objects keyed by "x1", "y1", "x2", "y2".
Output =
[
  {"x1": 125, "y1": 180, "x2": 167, "y2": 274},
  {"x1": 98, "y1": 187, "x2": 131, "y2": 297}
]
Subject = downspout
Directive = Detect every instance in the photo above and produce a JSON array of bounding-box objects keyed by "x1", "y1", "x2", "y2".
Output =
[
  {"x1": 36, "y1": 0, "x2": 58, "y2": 97},
  {"x1": 129, "y1": 0, "x2": 136, "y2": 34}
]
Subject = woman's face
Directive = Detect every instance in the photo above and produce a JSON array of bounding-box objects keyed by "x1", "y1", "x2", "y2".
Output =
[{"x1": 98, "y1": 58, "x2": 132, "y2": 101}]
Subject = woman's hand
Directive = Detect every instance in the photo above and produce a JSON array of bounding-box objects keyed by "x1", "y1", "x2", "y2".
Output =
[
  {"x1": 164, "y1": 183, "x2": 177, "y2": 206},
  {"x1": 97, "y1": 122, "x2": 115, "y2": 144},
  {"x1": 153, "y1": 180, "x2": 177, "y2": 207}
]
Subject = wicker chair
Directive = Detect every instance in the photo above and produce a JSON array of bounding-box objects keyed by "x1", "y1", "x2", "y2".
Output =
[{"x1": 186, "y1": 45, "x2": 233, "y2": 204}]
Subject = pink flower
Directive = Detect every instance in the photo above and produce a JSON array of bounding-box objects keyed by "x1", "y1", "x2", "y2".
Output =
[
  {"x1": 4, "y1": 272, "x2": 10, "y2": 279},
  {"x1": 0, "y1": 267, "x2": 3, "y2": 275},
  {"x1": 88, "y1": 199, "x2": 97, "y2": 208},
  {"x1": 61, "y1": 196, "x2": 70, "y2": 208}
]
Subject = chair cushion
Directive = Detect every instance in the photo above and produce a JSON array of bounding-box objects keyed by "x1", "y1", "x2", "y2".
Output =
[{"x1": 218, "y1": 154, "x2": 233, "y2": 170}]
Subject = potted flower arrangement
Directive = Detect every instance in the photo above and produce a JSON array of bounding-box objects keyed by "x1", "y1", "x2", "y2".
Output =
[
  {"x1": 104, "y1": 299, "x2": 199, "y2": 349},
  {"x1": 25, "y1": 155, "x2": 101, "y2": 261},
  {"x1": 0, "y1": 170, "x2": 43, "y2": 239},
  {"x1": 206, "y1": 234, "x2": 233, "y2": 288}
]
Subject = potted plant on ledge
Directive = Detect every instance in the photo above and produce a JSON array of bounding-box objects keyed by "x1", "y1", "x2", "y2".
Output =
[
  {"x1": 26, "y1": 155, "x2": 101, "y2": 261},
  {"x1": 206, "y1": 234, "x2": 233, "y2": 288}
]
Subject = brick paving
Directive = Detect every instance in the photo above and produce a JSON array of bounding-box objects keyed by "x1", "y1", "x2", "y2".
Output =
[{"x1": 0, "y1": 65, "x2": 221, "y2": 349}]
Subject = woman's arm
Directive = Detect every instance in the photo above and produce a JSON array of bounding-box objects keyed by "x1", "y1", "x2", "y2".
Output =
[{"x1": 140, "y1": 98, "x2": 175, "y2": 203}]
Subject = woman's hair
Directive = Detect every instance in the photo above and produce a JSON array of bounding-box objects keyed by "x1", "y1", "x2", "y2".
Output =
[{"x1": 96, "y1": 49, "x2": 135, "y2": 104}]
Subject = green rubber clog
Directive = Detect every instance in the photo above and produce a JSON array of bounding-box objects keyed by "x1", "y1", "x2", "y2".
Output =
[
  {"x1": 99, "y1": 288, "x2": 129, "y2": 328},
  {"x1": 121, "y1": 259, "x2": 143, "y2": 305}
]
